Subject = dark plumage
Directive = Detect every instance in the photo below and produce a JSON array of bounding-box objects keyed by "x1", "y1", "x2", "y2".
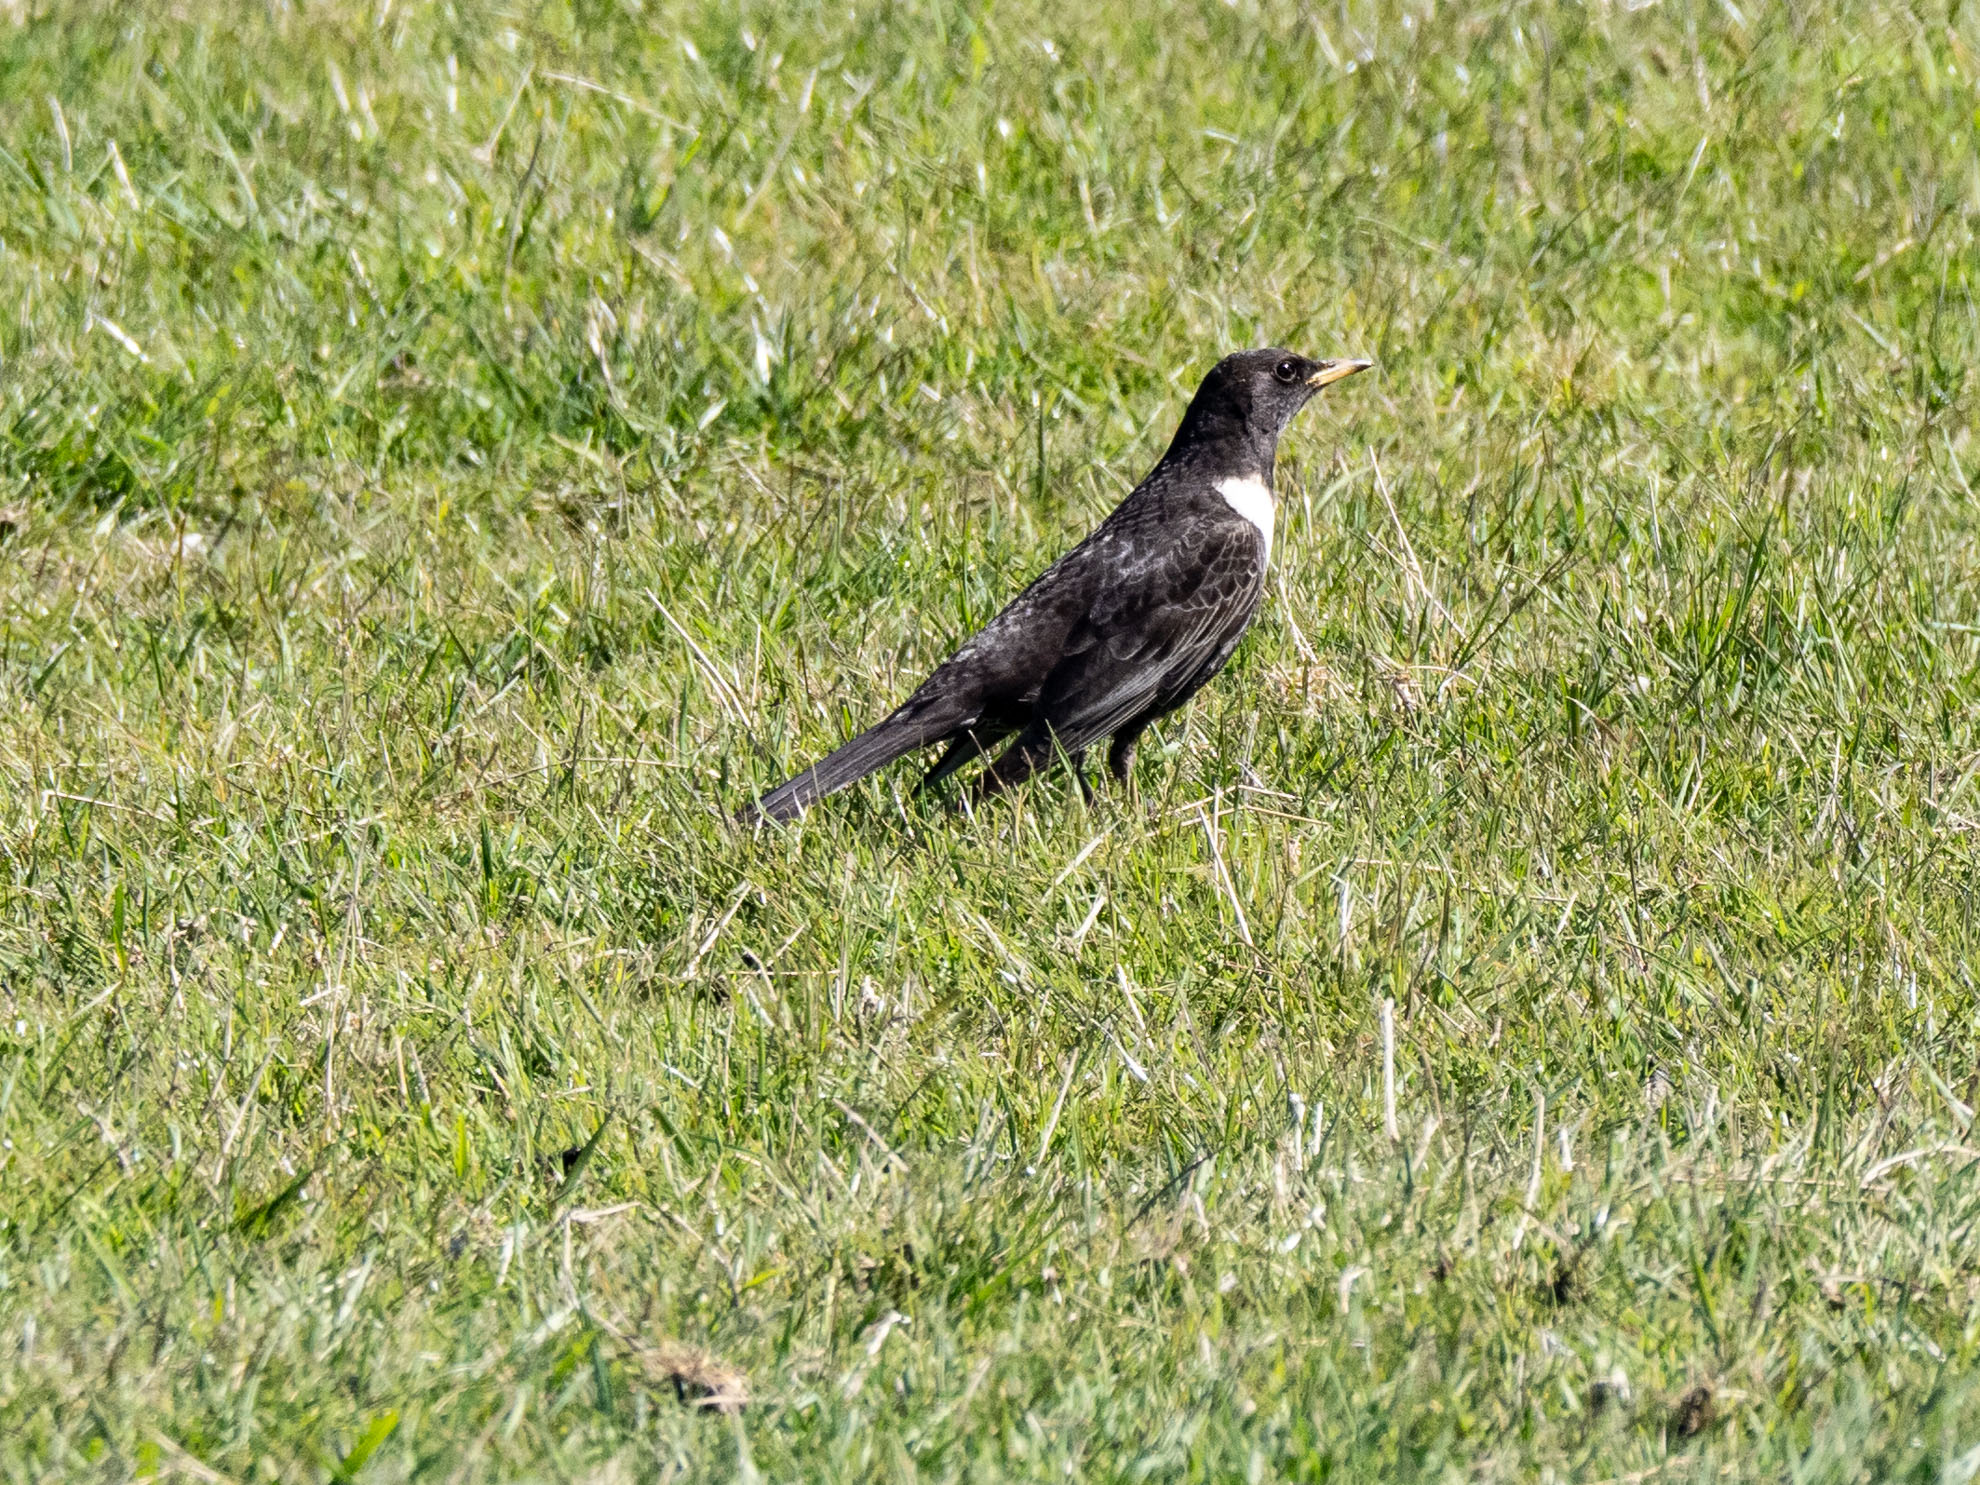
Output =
[{"x1": 749, "y1": 348, "x2": 1371, "y2": 822}]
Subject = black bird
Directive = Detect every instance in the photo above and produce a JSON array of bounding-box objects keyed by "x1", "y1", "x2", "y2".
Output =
[{"x1": 750, "y1": 348, "x2": 1372, "y2": 822}]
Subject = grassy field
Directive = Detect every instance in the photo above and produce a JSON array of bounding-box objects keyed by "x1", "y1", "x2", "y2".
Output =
[{"x1": 6, "y1": 0, "x2": 1980, "y2": 1477}]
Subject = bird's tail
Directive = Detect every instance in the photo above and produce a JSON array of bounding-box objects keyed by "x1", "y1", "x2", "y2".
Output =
[{"x1": 747, "y1": 713, "x2": 942, "y2": 823}]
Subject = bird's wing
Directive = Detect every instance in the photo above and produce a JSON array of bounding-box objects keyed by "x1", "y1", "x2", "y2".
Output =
[{"x1": 1026, "y1": 513, "x2": 1266, "y2": 753}]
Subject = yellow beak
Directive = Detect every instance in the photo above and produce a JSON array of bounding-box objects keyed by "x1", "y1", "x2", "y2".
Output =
[{"x1": 1308, "y1": 358, "x2": 1373, "y2": 388}]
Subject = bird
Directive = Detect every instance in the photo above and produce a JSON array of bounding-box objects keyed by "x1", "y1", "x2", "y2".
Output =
[{"x1": 748, "y1": 347, "x2": 1372, "y2": 822}]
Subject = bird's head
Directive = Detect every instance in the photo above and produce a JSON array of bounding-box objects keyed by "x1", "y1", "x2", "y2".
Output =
[{"x1": 1168, "y1": 348, "x2": 1371, "y2": 476}]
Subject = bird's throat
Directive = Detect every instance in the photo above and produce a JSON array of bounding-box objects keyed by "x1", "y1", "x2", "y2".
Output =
[{"x1": 1214, "y1": 475, "x2": 1275, "y2": 557}]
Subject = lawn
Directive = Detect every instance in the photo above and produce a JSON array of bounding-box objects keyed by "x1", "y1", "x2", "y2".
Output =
[{"x1": 5, "y1": 0, "x2": 1980, "y2": 1478}]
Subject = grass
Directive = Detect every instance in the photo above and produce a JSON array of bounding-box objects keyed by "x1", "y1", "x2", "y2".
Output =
[{"x1": 5, "y1": 0, "x2": 1980, "y2": 1477}]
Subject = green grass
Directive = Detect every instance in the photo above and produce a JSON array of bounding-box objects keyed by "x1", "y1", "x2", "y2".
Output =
[{"x1": 6, "y1": 0, "x2": 1980, "y2": 1477}]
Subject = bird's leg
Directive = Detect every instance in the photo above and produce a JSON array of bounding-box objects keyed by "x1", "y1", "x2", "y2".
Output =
[
  {"x1": 972, "y1": 732, "x2": 1053, "y2": 803},
  {"x1": 1108, "y1": 744, "x2": 1137, "y2": 807},
  {"x1": 1068, "y1": 750, "x2": 1096, "y2": 804},
  {"x1": 917, "y1": 730, "x2": 995, "y2": 796},
  {"x1": 1107, "y1": 735, "x2": 1137, "y2": 785},
  {"x1": 1108, "y1": 717, "x2": 1154, "y2": 786}
]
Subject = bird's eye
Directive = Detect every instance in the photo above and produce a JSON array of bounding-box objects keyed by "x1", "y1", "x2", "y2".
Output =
[{"x1": 1273, "y1": 359, "x2": 1300, "y2": 384}]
